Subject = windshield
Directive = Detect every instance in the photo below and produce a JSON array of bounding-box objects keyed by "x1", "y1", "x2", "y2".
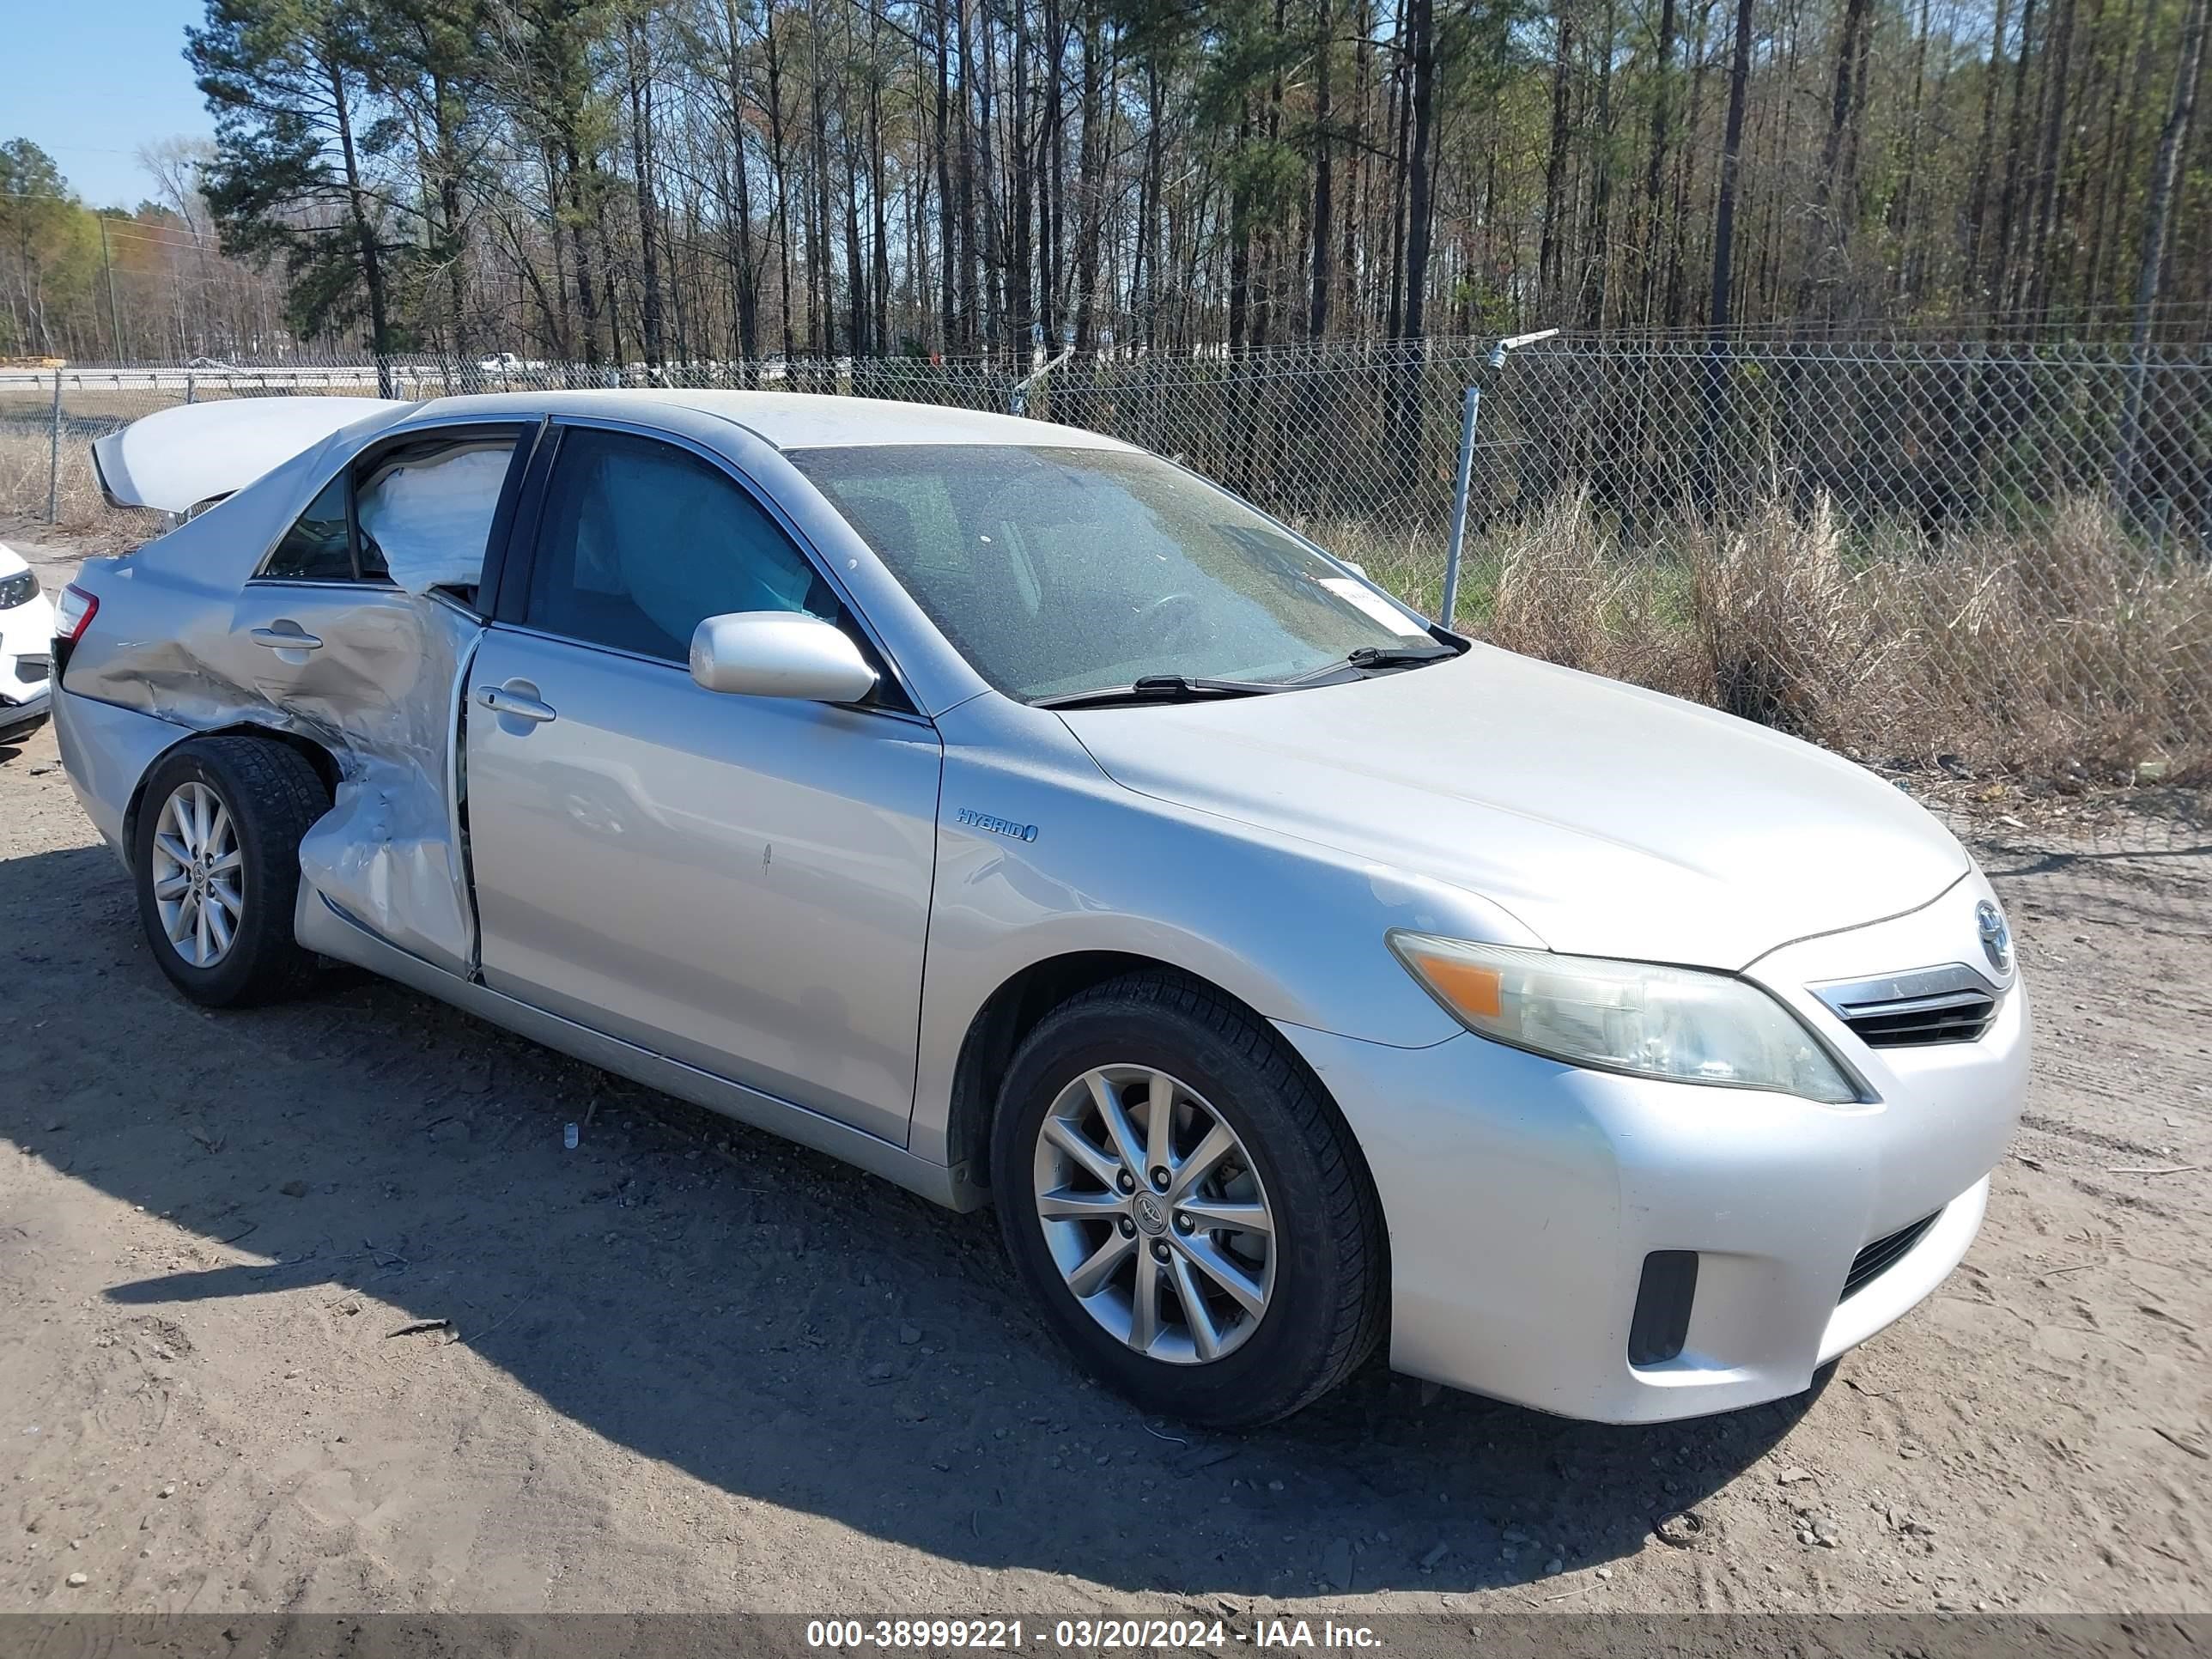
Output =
[{"x1": 787, "y1": 444, "x2": 1436, "y2": 702}]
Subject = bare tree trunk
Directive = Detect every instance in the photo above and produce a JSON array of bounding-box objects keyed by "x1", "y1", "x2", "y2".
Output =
[
  {"x1": 1538, "y1": 6, "x2": 1574, "y2": 312},
  {"x1": 1227, "y1": 99, "x2": 1254, "y2": 351},
  {"x1": 1008, "y1": 0, "x2": 1036, "y2": 356},
  {"x1": 935, "y1": 0, "x2": 957, "y2": 351},
  {"x1": 1383, "y1": 0, "x2": 1410, "y2": 337},
  {"x1": 1702, "y1": 0, "x2": 1754, "y2": 495},
  {"x1": 2117, "y1": 0, "x2": 2208, "y2": 505},
  {"x1": 722, "y1": 0, "x2": 760, "y2": 362},
  {"x1": 1307, "y1": 0, "x2": 1334, "y2": 339},
  {"x1": 626, "y1": 14, "x2": 665, "y2": 369},
  {"x1": 1891, "y1": 0, "x2": 1932, "y2": 302},
  {"x1": 2023, "y1": 0, "x2": 2078, "y2": 316},
  {"x1": 1141, "y1": 56, "x2": 1163, "y2": 348},
  {"x1": 1072, "y1": 4, "x2": 1107, "y2": 354},
  {"x1": 1988, "y1": 0, "x2": 2039, "y2": 319},
  {"x1": 1581, "y1": 0, "x2": 1618, "y2": 327},
  {"x1": 328, "y1": 48, "x2": 394, "y2": 392},
  {"x1": 563, "y1": 141, "x2": 603, "y2": 367},
  {"x1": 842, "y1": 76, "x2": 868, "y2": 356},
  {"x1": 1709, "y1": 0, "x2": 1753, "y2": 335},
  {"x1": 809, "y1": 0, "x2": 835, "y2": 354},
  {"x1": 1401, "y1": 0, "x2": 1436, "y2": 339},
  {"x1": 869, "y1": 27, "x2": 890, "y2": 353},
  {"x1": 763, "y1": 0, "x2": 796, "y2": 362},
  {"x1": 1639, "y1": 0, "x2": 1679, "y2": 323},
  {"x1": 1963, "y1": 0, "x2": 2012, "y2": 311}
]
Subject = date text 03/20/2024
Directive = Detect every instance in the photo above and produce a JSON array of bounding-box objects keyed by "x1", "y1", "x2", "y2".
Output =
[{"x1": 803, "y1": 1620, "x2": 1385, "y2": 1650}]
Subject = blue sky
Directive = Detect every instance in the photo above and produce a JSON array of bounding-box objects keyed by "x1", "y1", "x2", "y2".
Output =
[{"x1": 10, "y1": 0, "x2": 214, "y2": 208}]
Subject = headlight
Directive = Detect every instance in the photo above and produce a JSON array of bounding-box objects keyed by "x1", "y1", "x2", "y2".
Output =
[{"x1": 1389, "y1": 932, "x2": 1861, "y2": 1103}]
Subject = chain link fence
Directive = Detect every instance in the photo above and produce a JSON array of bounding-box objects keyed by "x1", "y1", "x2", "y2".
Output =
[{"x1": 5, "y1": 337, "x2": 2208, "y2": 823}]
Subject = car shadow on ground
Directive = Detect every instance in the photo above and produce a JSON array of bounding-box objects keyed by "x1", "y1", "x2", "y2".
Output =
[{"x1": 2, "y1": 840, "x2": 1820, "y2": 1601}]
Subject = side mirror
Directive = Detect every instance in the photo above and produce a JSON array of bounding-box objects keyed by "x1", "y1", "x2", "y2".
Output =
[{"x1": 689, "y1": 611, "x2": 878, "y2": 703}]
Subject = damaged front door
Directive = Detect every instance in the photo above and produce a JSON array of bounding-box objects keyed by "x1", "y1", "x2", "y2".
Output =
[{"x1": 226, "y1": 423, "x2": 532, "y2": 975}]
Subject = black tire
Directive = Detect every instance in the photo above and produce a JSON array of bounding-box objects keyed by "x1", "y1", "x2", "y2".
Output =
[
  {"x1": 992, "y1": 970, "x2": 1388, "y2": 1429},
  {"x1": 132, "y1": 737, "x2": 331, "y2": 1007}
]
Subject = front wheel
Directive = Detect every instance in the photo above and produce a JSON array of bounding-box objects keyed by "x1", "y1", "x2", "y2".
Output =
[
  {"x1": 992, "y1": 971, "x2": 1387, "y2": 1428},
  {"x1": 132, "y1": 737, "x2": 331, "y2": 1007}
]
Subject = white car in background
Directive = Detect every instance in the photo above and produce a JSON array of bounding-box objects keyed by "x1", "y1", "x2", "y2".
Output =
[{"x1": 0, "y1": 541, "x2": 56, "y2": 744}]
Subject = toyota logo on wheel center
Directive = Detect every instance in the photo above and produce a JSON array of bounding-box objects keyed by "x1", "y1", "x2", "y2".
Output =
[{"x1": 1133, "y1": 1193, "x2": 1168, "y2": 1235}]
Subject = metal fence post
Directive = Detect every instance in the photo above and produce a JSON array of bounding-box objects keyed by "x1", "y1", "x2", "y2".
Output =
[
  {"x1": 1441, "y1": 384, "x2": 1480, "y2": 628},
  {"x1": 185, "y1": 371, "x2": 196, "y2": 405},
  {"x1": 1010, "y1": 346, "x2": 1073, "y2": 416},
  {"x1": 47, "y1": 368, "x2": 64, "y2": 525}
]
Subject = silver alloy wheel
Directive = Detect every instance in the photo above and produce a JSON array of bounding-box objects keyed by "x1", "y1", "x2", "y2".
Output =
[
  {"x1": 149, "y1": 781, "x2": 244, "y2": 969},
  {"x1": 1031, "y1": 1065, "x2": 1277, "y2": 1364}
]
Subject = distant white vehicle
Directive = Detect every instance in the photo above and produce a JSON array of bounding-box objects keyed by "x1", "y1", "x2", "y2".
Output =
[
  {"x1": 476, "y1": 352, "x2": 547, "y2": 375},
  {"x1": 0, "y1": 542, "x2": 55, "y2": 744}
]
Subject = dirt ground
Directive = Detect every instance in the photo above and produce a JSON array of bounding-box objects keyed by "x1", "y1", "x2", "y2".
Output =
[{"x1": 1, "y1": 521, "x2": 2207, "y2": 1620}]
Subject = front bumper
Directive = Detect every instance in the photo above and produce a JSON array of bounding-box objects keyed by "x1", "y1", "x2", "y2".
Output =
[
  {"x1": 1, "y1": 597, "x2": 54, "y2": 739},
  {"x1": 0, "y1": 684, "x2": 49, "y2": 740},
  {"x1": 1279, "y1": 874, "x2": 2028, "y2": 1424}
]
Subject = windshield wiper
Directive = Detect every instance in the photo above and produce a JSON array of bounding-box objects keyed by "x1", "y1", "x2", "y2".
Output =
[
  {"x1": 1269, "y1": 642, "x2": 1458, "y2": 687},
  {"x1": 1033, "y1": 674, "x2": 1288, "y2": 710},
  {"x1": 1037, "y1": 647, "x2": 1458, "y2": 708},
  {"x1": 1346, "y1": 643, "x2": 1458, "y2": 670}
]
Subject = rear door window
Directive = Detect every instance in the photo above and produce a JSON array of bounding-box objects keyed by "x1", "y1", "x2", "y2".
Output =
[
  {"x1": 263, "y1": 475, "x2": 355, "y2": 581},
  {"x1": 356, "y1": 435, "x2": 518, "y2": 592},
  {"x1": 257, "y1": 427, "x2": 523, "y2": 599}
]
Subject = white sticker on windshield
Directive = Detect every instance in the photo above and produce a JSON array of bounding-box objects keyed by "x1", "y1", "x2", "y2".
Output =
[{"x1": 1319, "y1": 576, "x2": 1427, "y2": 637}]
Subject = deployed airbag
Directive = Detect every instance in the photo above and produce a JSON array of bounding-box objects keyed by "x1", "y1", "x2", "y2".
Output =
[{"x1": 358, "y1": 442, "x2": 512, "y2": 594}]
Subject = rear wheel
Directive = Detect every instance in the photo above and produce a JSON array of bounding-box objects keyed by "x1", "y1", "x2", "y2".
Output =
[
  {"x1": 993, "y1": 971, "x2": 1387, "y2": 1428},
  {"x1": 132, "y1": 737, "x2": 331, "y2": 1007}
]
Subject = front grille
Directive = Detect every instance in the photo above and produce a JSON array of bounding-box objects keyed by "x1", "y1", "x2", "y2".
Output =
[
  {"x1": 1841, "y1": 1212, "x2": 1940, "y2": 1300},
  {"x1": 1814, "y1": 963, "x2": 2001, "y2": 1048}
]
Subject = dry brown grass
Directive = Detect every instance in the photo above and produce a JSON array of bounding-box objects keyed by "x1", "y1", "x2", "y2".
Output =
[
  {"x1": 1483, "y1": 493, "x2": 2212, "y2": 787},
  {"x1": 0, "y1": 429, "x2": 137, "y2": 537}
]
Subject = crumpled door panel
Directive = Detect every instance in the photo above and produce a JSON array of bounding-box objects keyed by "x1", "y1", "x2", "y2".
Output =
[
  {"x1": 277, "y1": 593, "x2": 483, "y2": 975},
  {"x1": 64, "y1": 407, "x2": 488, "y2": 978}
]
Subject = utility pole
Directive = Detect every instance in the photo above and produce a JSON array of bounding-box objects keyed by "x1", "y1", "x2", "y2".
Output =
[{"x1": 100, "y1": 217, "x2": 124, "y2": 358}]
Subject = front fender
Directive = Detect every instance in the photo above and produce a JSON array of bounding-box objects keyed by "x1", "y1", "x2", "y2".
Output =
[{"x1": 908, "y1": 695, "x2": 1540, "y2": 1170}]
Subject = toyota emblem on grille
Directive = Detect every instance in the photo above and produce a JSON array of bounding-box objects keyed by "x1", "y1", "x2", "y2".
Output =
[{"x1": 1976, "y1": 900, "x2": 2012, "y2": 974}]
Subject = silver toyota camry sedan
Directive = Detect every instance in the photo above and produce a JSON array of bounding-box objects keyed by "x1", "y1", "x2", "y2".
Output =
[{"x1": 52, "y1": 389, "x2": 2028, "y2": 1429}]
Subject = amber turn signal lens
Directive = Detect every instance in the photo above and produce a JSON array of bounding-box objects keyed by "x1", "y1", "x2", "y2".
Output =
[{"x1": 1409, "y1": 952, "x2": 1504, "y2": 1020}]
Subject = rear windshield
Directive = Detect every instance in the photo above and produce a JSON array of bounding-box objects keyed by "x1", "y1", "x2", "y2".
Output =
[{"x1": 787, "y1": 444, "x2": 1430, "y2": 702}]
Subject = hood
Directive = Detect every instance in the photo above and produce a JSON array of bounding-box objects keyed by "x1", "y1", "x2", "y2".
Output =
[
  {"x1": 1059, "y1": 647, "x2": 1968, "y2": 970},
  {"x1": 91, "y1": 395, "x2": 410, "y2": 513}
]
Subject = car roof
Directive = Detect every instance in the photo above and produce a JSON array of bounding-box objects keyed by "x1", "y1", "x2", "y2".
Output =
[{"x1": 406, "y1": 388, "x2": 1138, "y2": 454}]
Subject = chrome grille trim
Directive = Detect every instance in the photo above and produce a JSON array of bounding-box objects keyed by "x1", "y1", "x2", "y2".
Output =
[{"x1": 1811, "y1": 963, "x2": 2004, "y2": 1049}]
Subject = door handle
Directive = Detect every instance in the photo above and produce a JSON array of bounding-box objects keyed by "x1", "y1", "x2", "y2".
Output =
[
  {"x1": 250, "y1": 625, "x2": 322, "y2": 650},
  {"x1": 477, "y1": 684, "x2": 557, "y2": 723}
]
